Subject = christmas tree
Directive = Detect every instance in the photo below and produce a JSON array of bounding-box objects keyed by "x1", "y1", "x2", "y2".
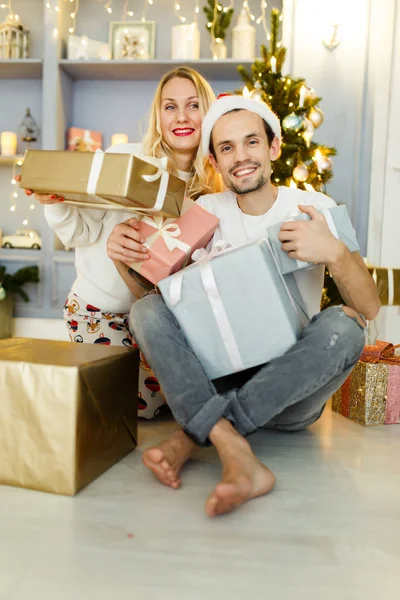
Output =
[
  {"x1": 237, "y1": 8, "x2": 336, "y2": 192},
  {"x1": 237, "y1": 8, "x2": 340, "y2": 308}
]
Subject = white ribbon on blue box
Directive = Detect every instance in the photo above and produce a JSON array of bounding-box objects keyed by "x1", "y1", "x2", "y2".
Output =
[
  {"x1": 158, "y1": 238, "x2": 308, "y2": 381},
  {"x1": 267, "y1": 204, "x2": 360, "y2": 275}
]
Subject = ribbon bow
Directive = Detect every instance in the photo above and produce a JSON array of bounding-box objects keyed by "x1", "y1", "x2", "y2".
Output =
[
  {"x1": 140, "y1": 216, "x2": 190, "y2": 254},
  {"x1": 361, "y1": 341, "x2": 400, "y2": 365}
]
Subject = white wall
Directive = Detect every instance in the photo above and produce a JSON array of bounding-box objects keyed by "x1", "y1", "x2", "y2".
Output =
[{"x1": 285, "y1": 0, "x2": 372, "y2": 253}]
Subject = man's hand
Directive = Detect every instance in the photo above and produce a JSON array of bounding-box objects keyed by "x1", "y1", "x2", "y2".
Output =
[
  {"x1": 278, "y1": 204, "x2": 345, "y2": 266},
  {"x1": 107, "y1": 218, "x2": 150, "y2": 267}
]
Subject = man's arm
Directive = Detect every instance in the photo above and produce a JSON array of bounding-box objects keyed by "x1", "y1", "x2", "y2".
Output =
[
  {"x1": 279, "y1": 204, "x2": 381, "y2": 320},
  {"x1": 114, "y1": 260, "x2": 154, "y2": 298},
  {"x1": 327, "y1": 249, "x2": 380, "y2": 320}
]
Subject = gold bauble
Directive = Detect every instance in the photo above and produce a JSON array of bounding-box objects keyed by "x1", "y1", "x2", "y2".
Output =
[
  {"x1": 292, "y1": 163, "x2": 309, "y2": 182},
  {"x1": 308, "y1": 107, "x2": 324, "y2": 128}
]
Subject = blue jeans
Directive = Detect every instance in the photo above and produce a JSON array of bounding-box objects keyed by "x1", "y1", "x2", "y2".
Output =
[{"x1": 129, "y1": 295, "x2": 365, "y2": 446}]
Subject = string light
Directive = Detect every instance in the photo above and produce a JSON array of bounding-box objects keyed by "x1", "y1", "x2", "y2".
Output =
[
  {"x1": 208, "y1": 0, "x2": 234, "y2": 43},
  {"x1": 141, "y1": 0, "x2": 152, "y2": 22},
  {"x1": 242, "y1": 0, "x2": 256, "y2": 22},
  {"x1": 68, "y1": 0, "x2": 79, "y2": 34},
  {"x1": 122, "y1": 0, "x2": 134, "y2": 20}
]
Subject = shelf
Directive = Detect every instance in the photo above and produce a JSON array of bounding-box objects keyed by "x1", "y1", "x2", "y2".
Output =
[
  {"x1": 0, "y1": 249, "x2": 42, "y2": 262},
  {"x1": 59, "y1": 59, "x2": 254, "y2": 81},
  {"x1": 0, "y1": 155, "x2": 24, "y2": 166},
  {"x1": 0, "y1": 59, "x2": 43, "y2": 79}
]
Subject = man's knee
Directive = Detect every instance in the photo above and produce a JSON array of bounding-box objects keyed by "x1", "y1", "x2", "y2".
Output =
[
  {"x1": 341, "y1": 305, "x2": 367, "y2": 329},
  {"x1": 129, "y1": 293, "x2": 163, "y2": 338}
]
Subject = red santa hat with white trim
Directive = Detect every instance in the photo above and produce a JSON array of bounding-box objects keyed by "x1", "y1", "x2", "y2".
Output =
[{"x1": 201, "y1": 93, "x2": 282, "y2": 156}]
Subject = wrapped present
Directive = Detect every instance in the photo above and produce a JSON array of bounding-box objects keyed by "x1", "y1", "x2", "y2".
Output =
[
  {"x1": 367, "y1": 266, "x2": 400, "y2": 306},
  {"x1": 267, "y1": 204, "x2": 360, "y2": 275},
  {"x1": 159, "y1": 239, "x2": 307, "y2": 380},
  {"x1": 332, "y1": 341, "x2": 400, "y2": 426},
  {"x1": 129, "y1": 200, "x2": 219, "y2": 285},
  {"x1": 0, "y1": 338, "x2": 139, "y2": 495},
  {"x1": 67, "y1": 127, "x2": 103, "y2": 152},
  {"x1": 19, "y1": 150, "x2": 186, "y2": 218}
]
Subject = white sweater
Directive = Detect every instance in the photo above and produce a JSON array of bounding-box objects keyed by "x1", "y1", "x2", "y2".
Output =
[{"x1": 45, "y1": 143, "x2": 189, "y2": 314}]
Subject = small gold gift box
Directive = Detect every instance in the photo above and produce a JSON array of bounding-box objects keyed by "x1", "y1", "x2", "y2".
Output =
[
  {"x1": 0, "y1": 338, "x2": 139, "y2": 495},
  {"x1": 19, "y1": 150, "x2": 186, "y2": 218}
]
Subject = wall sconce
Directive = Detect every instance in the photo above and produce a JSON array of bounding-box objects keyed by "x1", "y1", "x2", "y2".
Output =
[{"x1": 322, "y1": 23, "x2": 340, "y2": 50}]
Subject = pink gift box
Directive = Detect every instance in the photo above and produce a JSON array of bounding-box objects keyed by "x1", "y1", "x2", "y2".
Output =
[
  {"x1": 67, "y1": 128, "x2": 103, "y2": 152},
  {"x1": 129, "y1": 201, "x2": 219, "y2": 285}
]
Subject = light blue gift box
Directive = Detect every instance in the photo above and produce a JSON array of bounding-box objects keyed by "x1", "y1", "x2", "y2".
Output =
[
  {"x1": 267, "y1": 204, "x2": 360, "y2": 275},
  {"x1": 158, "y1": 239, "x2": 308, "y2": 381}
]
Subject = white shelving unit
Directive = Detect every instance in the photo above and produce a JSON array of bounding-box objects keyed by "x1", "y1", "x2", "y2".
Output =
[
  {"x1": 58, "y1": 59, "x2": 254, "y2": 81},
  {"x1": 0, "y1": 59, "x2": 43, "y2": 79}
]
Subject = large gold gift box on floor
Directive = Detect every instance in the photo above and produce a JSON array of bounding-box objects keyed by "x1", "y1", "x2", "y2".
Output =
[
  {"x1": 0, "y1": 338, "x2": 139, "y2": 495},
  {"x1": 19, "y1": 150, "x2": 186, "y2": 218}
]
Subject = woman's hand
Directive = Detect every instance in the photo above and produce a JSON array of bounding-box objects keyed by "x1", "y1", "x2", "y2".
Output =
[
  {"x1": 107, "y1": 218, "x2": 150, "y2": 266},
  {"x1": 15, "y1": 175, "x2": 65, "y2": 204}
]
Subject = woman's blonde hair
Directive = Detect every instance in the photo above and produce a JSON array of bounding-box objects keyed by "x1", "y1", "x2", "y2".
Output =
[{"x1": 141, "y1": 66, "x2": 222, "y2": 199}]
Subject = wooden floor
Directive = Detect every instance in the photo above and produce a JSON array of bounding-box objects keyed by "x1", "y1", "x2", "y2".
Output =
[{"x1": 1, "y1": 403, "x2": 400, "y2": 600}]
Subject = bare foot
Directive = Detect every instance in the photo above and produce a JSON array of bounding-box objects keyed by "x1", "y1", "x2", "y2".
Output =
[
  {"x1": 142, "y1": 431, "x2": 198, "y2": 489},
  {"x1": 206, "y1": 421, "x2": 276, "y2": 517}
]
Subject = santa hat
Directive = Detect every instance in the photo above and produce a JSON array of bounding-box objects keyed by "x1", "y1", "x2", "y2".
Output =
[{"x1": 201, "y1": 94, "x2": 281, "y2": 156}]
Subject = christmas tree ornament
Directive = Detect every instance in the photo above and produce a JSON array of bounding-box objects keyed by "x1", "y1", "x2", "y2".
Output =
[
  {"x1": 309, "y1": 107, "x2": 324, "y2": 128},
  {"x1": 0, "y1": 287, "x2": 6, "y2": 302},
  {"x1": 282, "y1": 112, "x2": 304, "y2": 133},
  {"x1": 293, "y1": 163, "x2": 309, "y2": 182},
  {"x1": 232, "y1": 8, "x2": 256, "y2": 60},
  {"x1": 249, "y1": 81, "x2": 265, "y2": 103},
  {"x1": 18, "y1": 108, "x2": 39, "y2": 144},
  {"x1": 302, "y1": 118, "x2": 315, "y2": 147},
  {"x1": 319, "y1": 155, "x2": 332, "y2": 171}
]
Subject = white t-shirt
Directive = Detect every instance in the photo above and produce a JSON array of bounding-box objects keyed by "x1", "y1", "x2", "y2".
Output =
[
  {"x1": 44, "y1": 143, "x2": 190, "y2": 314},
  {"x1": 196, "y1": 187, "x2": 337, "y2": 318}
]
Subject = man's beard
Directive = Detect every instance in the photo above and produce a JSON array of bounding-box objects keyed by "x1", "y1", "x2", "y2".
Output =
[{"x1": 227, "y1": 171, "x2": 269, "y2": 196}]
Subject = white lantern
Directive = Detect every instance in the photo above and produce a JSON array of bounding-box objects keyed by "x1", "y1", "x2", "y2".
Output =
[{"x1": 0, "y1": 13, "x2": 29, "y2": 59}]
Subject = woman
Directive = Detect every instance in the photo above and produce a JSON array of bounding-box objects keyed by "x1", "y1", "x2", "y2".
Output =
[{"x1": 20, "y1": 66, "x2": 222, "y2": 419}]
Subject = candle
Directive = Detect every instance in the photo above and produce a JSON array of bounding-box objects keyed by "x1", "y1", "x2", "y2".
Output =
[
  {"x1": 299, "y1": 85, "x2": 307, "y2": 108},
  {"x1": 111, "y1": 134, "x2": 129, "y2": 146},
  {"x1": 171, "y1": 23, "x2": 200, "y2": 60},
  {"x1": 1, "y1": 131, "x2": 17, "y2": 156}
]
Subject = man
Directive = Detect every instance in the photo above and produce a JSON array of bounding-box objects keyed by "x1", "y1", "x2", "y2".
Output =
[{"x1": 111, "y1": 96, "x2": 380, "y2": 517}]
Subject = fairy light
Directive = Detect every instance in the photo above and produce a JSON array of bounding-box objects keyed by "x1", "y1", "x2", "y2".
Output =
[
  {"x1": 105, "y1": 0, "x2": 112, "y2": 14},
  {"x1": 174, "y1": 0, "x2": 200, "y2": 24},
  {"x1": 208, "y1": 0, "x2": 234, "y2": 44},
  {"x1": 122, "y1": 0, "x2": 134, "y2": 20},
  {"x1": 141, "y1": 0, "x2": 152, "y2": 23},
  {"x1": 67, "y1": 0, "x2": 79, "y2": 33},
  {"x1": 242, "y1": 0, "x2": 256, "y2": 22}
]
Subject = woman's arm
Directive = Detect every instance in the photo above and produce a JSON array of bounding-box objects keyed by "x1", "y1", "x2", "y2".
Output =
[{"x1": 44, "y1": 203, "x2": 106, "y2": 247}]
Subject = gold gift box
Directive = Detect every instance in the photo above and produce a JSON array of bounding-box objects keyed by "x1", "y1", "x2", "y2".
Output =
[
  {"x1": 19, "y1": 150, "x2": 186, "y2": 218},
  {"x1": 0, "y1": 338, "x2": 139, "y2": 495}
]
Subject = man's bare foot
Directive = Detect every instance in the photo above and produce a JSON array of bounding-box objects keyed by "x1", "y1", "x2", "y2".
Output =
[
  {"x1": 206, "y1": 420, "x2": 276, "y2": 517},
  {"x1": 142, "y1": 431, "x2": 198, "y2": 489}
]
